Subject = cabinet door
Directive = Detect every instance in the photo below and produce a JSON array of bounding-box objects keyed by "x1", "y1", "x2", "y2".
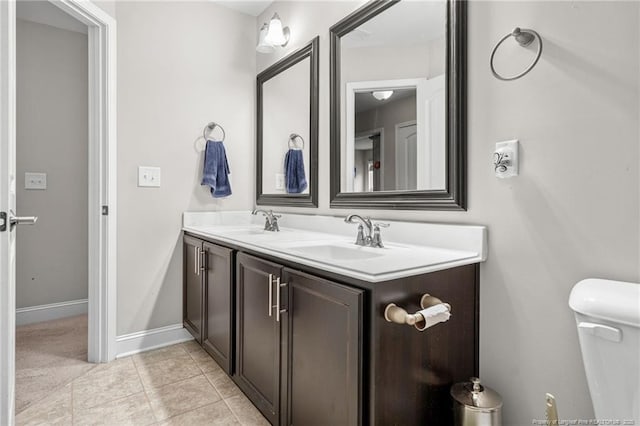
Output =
[
  {"x1": 202, "y1": 242, "x2": 234, "y2": 374},
  {"x1": 183, "y1": 235, "x2": 204, "y2": 343},
  {"x1": 235, "y1": 253, "x2": 284, "y2": 425},
  {"x1": 283, "y1": 269, "x2": 363, "y2": 426}
]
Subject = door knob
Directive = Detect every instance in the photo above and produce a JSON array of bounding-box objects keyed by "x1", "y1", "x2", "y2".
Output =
[{"x1": 9, "y1": 210, "x2": 37, "y2": 230}]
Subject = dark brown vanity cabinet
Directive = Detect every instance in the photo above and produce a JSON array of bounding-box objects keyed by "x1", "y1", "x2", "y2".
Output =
[
  {"x1": 235, "y1": 253, "x2": 363, "y2": 426},
  {"x1": 184, "y1": 232, "x2": 479, "y2": 425},
  {"x1": 182, "y1": 235, "x2": 234, "y2": 374}
]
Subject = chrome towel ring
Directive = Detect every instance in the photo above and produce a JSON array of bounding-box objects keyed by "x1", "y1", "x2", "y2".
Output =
[
  {"x1": 203, "y1": 122, "x2": 226, "y2": 142},
  {"x1": 490, "y1": 27, "x2": 542, "y2": 81},
  {"x1": 288, "y1": 133, "x2": 304, "y2": 150}
]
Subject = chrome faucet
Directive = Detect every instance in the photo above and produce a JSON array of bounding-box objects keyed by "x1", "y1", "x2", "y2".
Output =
[
  {"x1": 344, "y1": 214, "x2": 388, "y2": 247},
  {"x1": 252, "y1": 209, "x2": 281, "y2": 232},
  {"x1": 344, "y1": 214, "x2": 389, "y2": 248}
]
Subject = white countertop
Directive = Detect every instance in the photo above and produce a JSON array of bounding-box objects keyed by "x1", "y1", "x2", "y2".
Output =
[{"x1": 183, "y1": 211, "x2": 487, "y2": 283}]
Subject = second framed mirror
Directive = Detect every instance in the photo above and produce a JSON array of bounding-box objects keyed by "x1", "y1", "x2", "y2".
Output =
[
  {"x1": 329, "y1": 0, "x2": 466, "y2": 210},
  {"x1": 257, "y1": 37, "x2": 319, "y2": 207}
]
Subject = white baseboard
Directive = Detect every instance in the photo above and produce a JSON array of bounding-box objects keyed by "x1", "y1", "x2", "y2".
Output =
[
  {"x1": 115, "y1": 323, "x2": 193, "y2": 358},
  {"x1": 16, "y1": 299, "x2": 88, "y2": 326}
]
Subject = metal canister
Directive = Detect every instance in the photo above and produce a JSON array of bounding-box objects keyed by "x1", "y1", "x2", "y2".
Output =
[{"x1": 451, "y1": 377, "x2": 503, "y2": 426}]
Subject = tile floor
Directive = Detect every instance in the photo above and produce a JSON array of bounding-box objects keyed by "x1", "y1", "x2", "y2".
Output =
[{"x1": 16, "y1": 341, "x2": 269, "y2": 426}]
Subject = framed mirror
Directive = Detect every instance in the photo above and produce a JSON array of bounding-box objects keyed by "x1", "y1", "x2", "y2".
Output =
[
  {"x1": 257, "y1": 37, "x2": 319, "y2": 207},
  {"x1": 330, "y1": 0, "x2": 466, "y2": 210}
]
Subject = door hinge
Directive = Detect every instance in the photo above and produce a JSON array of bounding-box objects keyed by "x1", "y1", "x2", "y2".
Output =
[
  {"x1": 102, "y1": 205, "x2": 109, "y2": 216},
  {"x1": 0, "y1": 212, "x2": 6, "y2": 232}
]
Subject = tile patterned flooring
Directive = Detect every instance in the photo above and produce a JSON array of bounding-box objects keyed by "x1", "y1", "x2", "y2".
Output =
[{"x1": 16, "y1": 341, "x2": 269, "y2": 426}]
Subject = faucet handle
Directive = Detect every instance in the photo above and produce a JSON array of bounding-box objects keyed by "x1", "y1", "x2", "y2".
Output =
[
  {"x1": 371, "y1": 223, "x2": 389, "y2": 248},
  {"x1": 373, "y1": 222, "x2": 390, "y2": 229}
]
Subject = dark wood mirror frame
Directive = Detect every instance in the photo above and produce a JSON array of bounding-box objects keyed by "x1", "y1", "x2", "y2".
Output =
[
  {"x1": 329, "y1": 0, "x2": 466, "y2": 210},
  {"x1": 256, "y1": 37, "x2": 319, "y2": 207}
]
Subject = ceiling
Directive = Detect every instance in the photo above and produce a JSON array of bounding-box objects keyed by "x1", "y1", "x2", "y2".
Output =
[
  {"x1": 17, "y1": 0, "x2": 87, "y2": 34},
  {"x1": 215, "y1": 1, "x2": 272, "y2": 17},
  {"x1": 355, "y1": 88, "x2": 416, "y2": 113}
]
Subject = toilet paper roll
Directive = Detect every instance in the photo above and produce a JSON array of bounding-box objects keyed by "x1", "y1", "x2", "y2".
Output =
[{"x1": 414, "y1": 304, "x2": 451, "y2": 332}]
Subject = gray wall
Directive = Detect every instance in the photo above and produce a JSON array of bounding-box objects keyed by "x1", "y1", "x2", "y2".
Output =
[
  {"x1": 15, "y1": 19, "x2": 88, "y2": 308},
  {"x1": 256, "y1": 1, "x2": 640, "y2": 422},
  {"x1": 355, "y1": 94, "x2": 417, "y2": 190},
  {"x1": 116, "y1": 2, "x2": 256, "y2": 336}
]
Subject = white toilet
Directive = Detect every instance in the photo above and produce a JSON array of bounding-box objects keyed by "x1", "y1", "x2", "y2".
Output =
[{"x1": 569, "y1": 278, "x2": 640, "y2": 422}]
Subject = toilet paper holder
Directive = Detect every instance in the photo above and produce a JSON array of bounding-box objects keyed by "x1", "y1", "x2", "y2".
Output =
[{"x1": 384, "y1": 294, "x2": 451, "y2": 329}]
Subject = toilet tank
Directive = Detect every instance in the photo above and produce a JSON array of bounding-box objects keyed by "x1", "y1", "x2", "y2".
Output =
[{"x1": 569, "y1": 279, "x2": 640, "y2": 422}]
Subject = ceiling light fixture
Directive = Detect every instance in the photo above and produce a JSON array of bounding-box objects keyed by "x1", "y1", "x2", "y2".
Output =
[
  {"x1": 372, "y1": 90, "x2": 394, "y2": 101},
  {"x1": 256, "y1": 13, "x2": 290, "y2": 53}
]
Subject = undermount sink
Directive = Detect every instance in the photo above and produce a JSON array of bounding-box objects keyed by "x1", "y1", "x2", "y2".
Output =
[
  {"x1": 216, "y1": 227, "x2": 271, "y2": 235},
  {"x1": 209, "y1": 226, "x2": 293, "y2": 237},
  {"x1": 285, "y1": 243, "x2": 385, "y2": 261}
]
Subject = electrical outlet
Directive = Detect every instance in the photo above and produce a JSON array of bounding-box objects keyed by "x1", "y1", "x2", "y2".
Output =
[
  {"x1": 138, "y1": 166, "x2": 161, "y2": 187},
  {"x1": 25, "y1": 172, "x2": 47, "y2": 190},
  {"x1": 275, "y1": 173, "x2": 285, "y2": 190}
]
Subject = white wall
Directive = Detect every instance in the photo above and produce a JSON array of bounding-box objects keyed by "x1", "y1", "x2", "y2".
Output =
[
  {"x1": 257, "y1": 1, "x2": 640, "y2": 421},
  {"x1": 15, "y1": 19, "x2": 88, "y2": 309},
  {"x1": 116, "y1": 2, "x2": 255, "y2": 335}
]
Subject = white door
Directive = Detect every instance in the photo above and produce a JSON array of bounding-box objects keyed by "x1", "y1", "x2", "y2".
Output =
[
  {"x1": 1, "y1": 2, "x2": 37, "y2": 422},
  {"x1": 416, "y1": 74, "x2": 445, "y2": 189},
  {"x1": 395, "y1": 123, "x2": 417, "y2": 191},
  {"x1": 1, "y1": 1, "x2": 17, "y2": 423}
]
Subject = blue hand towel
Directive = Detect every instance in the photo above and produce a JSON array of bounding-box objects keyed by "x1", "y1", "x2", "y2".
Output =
[
  {"x1": 201, "y1": 140, "x2": 232, "y2": 198},
  {"x1": 284, "y1": 149, "x2": 307, "y2": 194}
]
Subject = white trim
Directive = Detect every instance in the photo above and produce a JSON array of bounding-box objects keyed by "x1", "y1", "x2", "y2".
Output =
[
  {"x1": 0, "y1": 1, "x2": 17, "y2": 423},
  {"x1": 115, "y1": 325, "x2": 194, "y2": 359},
  {"x1": 49, "y1": 0, "x2": 117, "y2": 364},
  {"x1": 16, "y1": 299, "x2": 88, "y2": 326},
  {"x1": 354, "y1": 127, "x2": 384, "y2": 191}
]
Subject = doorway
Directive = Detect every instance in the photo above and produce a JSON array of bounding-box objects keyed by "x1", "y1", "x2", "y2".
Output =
[
  {"x1": 0, "y1": 1, "x2": 116, "y2": 423},
  {"x1": 14, "y1": 1, "x2": 90, "y2": 413}
]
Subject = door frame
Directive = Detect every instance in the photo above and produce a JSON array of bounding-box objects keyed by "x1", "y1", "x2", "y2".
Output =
[{"x1": 0, "y1": 0, "x2": 116, "y2": 422}]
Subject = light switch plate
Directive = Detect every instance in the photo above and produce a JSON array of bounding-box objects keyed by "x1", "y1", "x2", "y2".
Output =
[
  {"x1": 138, "y1": 166, "x2": 161, "y2": 187},
  {"x1": 25, "y1": 172, "x2": 47, "y2": 190},
  {"x1": 275, "y1": 173, "x2": 285, "y2": 190}
]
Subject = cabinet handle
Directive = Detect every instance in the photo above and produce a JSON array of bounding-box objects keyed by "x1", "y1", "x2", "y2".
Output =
[
  {"x1": 276, "y1": 277, "x2": 287, "y2": 322},
  {"x1": 194, "y1": 246, "x2": 199, "y2": 275},
  {"x1": 268, "y1": 273, "x2": 273, "y2": 317},
  {"x1": 200, "y1": 248, "x2": 206, "y2": 272}
]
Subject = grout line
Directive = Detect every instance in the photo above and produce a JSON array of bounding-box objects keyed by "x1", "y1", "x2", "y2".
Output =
[
  {"x1": 131, "y1": 353, "x2": 158, "y2": 424},
  {"x1": 221, "y1": 395, "x2": 244, "y2": 425},
  {"x1": 157, "y1": 400, "x2": 223, "y2": 424}
]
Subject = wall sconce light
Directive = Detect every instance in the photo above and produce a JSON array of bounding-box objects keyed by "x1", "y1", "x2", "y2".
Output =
[
  {"x1": 256, "y1": 13, "x2": 290, "y2": 53},
  {"x1": 372, "y1": 90, "x2": 394, "y2": 101},
  {"x1": 256, "y1": 23, "x2": 275, "y2": 53}
]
